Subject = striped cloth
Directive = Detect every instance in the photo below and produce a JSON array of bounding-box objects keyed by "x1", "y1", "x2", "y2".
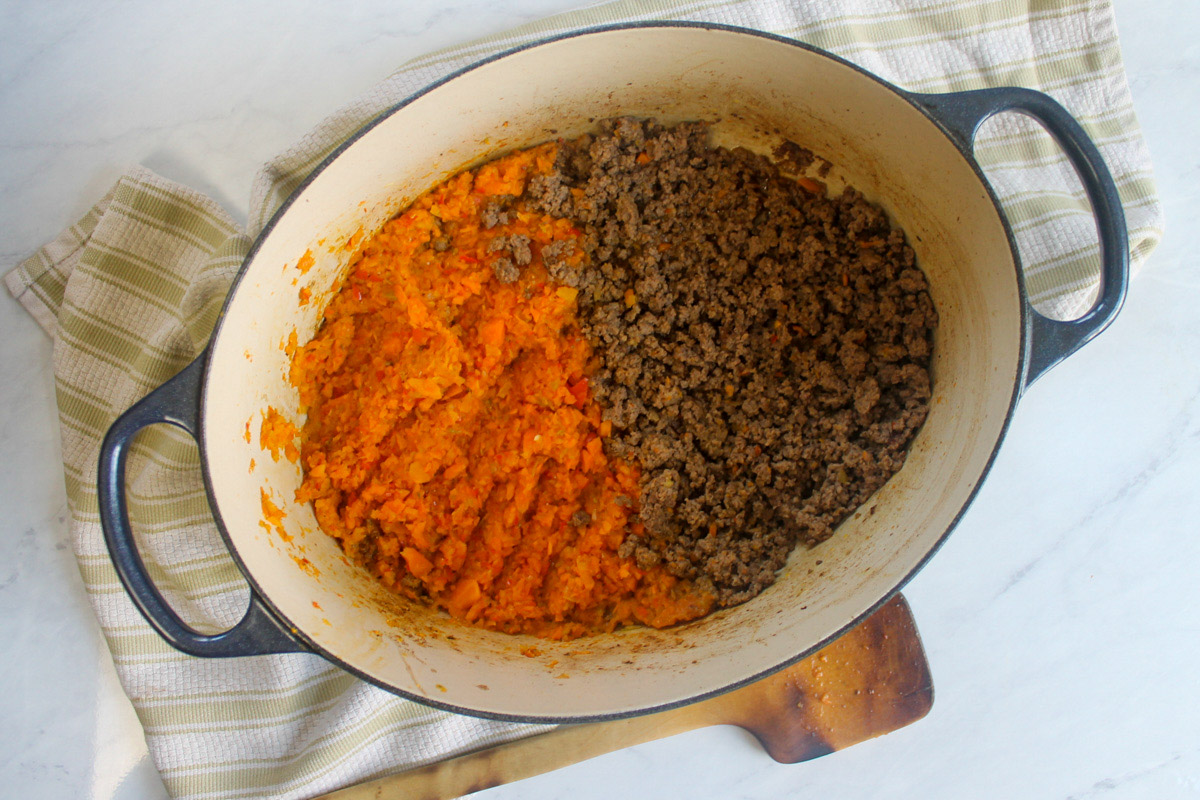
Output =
[{"x1": 5, "y1": 1, "x2": 1160, "y2": 798}]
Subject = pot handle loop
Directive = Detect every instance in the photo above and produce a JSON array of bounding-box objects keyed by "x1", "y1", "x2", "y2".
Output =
[
  {"x1": 97, "y1": 355, "x2": 309, "y2": 657},
  {"x1": 907, "y1": 87, "x2": 1129, "y2": 387}
]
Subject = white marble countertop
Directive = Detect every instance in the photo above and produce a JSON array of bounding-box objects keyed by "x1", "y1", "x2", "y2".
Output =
[{"x1": 2, "y1": 1, "x2": 1196, "y2": 798}]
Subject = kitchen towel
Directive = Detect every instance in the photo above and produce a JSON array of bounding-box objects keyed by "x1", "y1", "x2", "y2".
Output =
[{"x1": 5, "y1": 1, "x2": 1161, "y2": 798}]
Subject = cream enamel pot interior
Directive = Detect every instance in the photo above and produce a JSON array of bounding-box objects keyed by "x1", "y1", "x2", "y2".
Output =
[{"x1": 98, "y1": 23, "x2": 1128, "y2": 722}]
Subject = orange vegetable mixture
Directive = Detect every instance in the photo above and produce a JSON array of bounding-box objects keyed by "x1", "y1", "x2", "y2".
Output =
[
  {"x1": 260, "y1": 406, "x2": 299, "y2": 463},
  {"x1": 290, "y1": 144, "x2": 714, "y2": 639}
]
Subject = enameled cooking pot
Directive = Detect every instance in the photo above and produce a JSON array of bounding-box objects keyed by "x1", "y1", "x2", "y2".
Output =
[{"x1": 97, "y1": 23, "x2": 1127, "y2": 722}]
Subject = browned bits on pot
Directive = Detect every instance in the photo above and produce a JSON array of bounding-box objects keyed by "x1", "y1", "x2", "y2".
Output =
[{"x1": 527, "y1": 117, "x2": 937, "y2": 606}]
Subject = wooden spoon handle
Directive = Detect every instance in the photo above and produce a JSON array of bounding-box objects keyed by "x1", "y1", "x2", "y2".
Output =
[
  {"x1": 313, "y1": 595, "x2": 931, "y2": 800},
  {"x1": 316, "y1": 713, "x2": 703, "y2": 800}
]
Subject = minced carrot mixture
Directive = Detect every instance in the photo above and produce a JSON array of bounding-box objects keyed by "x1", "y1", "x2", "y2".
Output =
[
  {"x1": 260, "y1": 406, "x2": 299, "y2": 463},
  {"x1": 290, "y1": 144, "x2": 713, "y2": 639}
]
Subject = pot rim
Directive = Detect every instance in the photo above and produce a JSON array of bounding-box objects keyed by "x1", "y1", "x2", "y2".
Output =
[{"x1": 198, "y1": 20, "x2": 1028, "y2": 723}]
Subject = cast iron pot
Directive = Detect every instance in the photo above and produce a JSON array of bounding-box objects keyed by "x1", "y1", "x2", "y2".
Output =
[{"x1": 97, "y1": 23, "x2": 1127, "y2": 722}]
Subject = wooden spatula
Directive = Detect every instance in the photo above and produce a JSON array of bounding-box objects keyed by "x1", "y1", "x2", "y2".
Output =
[{"x1": 316, "y1": 594, "x2": 932, "y2": 800}]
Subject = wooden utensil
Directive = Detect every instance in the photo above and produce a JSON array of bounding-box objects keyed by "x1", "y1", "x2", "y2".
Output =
[{"x1": 315, "y1": 594, "x2": 932, "y2": 800}]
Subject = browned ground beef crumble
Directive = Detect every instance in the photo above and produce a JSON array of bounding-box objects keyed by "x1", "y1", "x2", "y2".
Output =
[{"x1": 524, "y1": 117, "x2": 937, "y2": 606}]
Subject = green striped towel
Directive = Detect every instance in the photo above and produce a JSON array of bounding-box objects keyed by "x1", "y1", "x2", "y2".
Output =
[{"x1": 4, "y1": 1, "x2": 1161, "y2": 798}]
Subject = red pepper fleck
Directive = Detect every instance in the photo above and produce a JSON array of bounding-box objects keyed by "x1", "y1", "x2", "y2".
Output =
[{"x1": 567, "y1": 378, "x2": 589, "y2": 408}]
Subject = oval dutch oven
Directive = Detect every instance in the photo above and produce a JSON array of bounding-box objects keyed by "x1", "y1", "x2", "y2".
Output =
[{"x1": 97, "y1": 23, "x2": 1127, "y2": 722}]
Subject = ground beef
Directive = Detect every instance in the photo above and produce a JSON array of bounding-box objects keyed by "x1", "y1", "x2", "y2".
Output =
[
  {"x1": 771, "y1": 140, "x2": 816, "y2": 174},
  {"x1": 491, "y1": 257, "x2": 519, "y2": 284},
  {"x1": 482, "y1": 195, "x2": 514, "y2": 229},
  {"x1": 527, "y1": 118, "x2": 937, "y2": 606},
  {"x1": 489, "y1": 233, "x2": 533, "y2": 282}
]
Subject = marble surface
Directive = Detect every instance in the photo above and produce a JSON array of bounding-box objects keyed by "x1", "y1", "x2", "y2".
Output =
[{"x1": 1, "y1": 1, "x2": 1197, "y2": 798}]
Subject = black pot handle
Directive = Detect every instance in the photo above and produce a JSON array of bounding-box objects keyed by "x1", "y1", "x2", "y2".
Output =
[
  {"x1": 906, "y1": 87, "x2": 1129, "y2": 388},
  {"x1": 98, "y1": 354, "x2": 309, "y2": 657}
]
